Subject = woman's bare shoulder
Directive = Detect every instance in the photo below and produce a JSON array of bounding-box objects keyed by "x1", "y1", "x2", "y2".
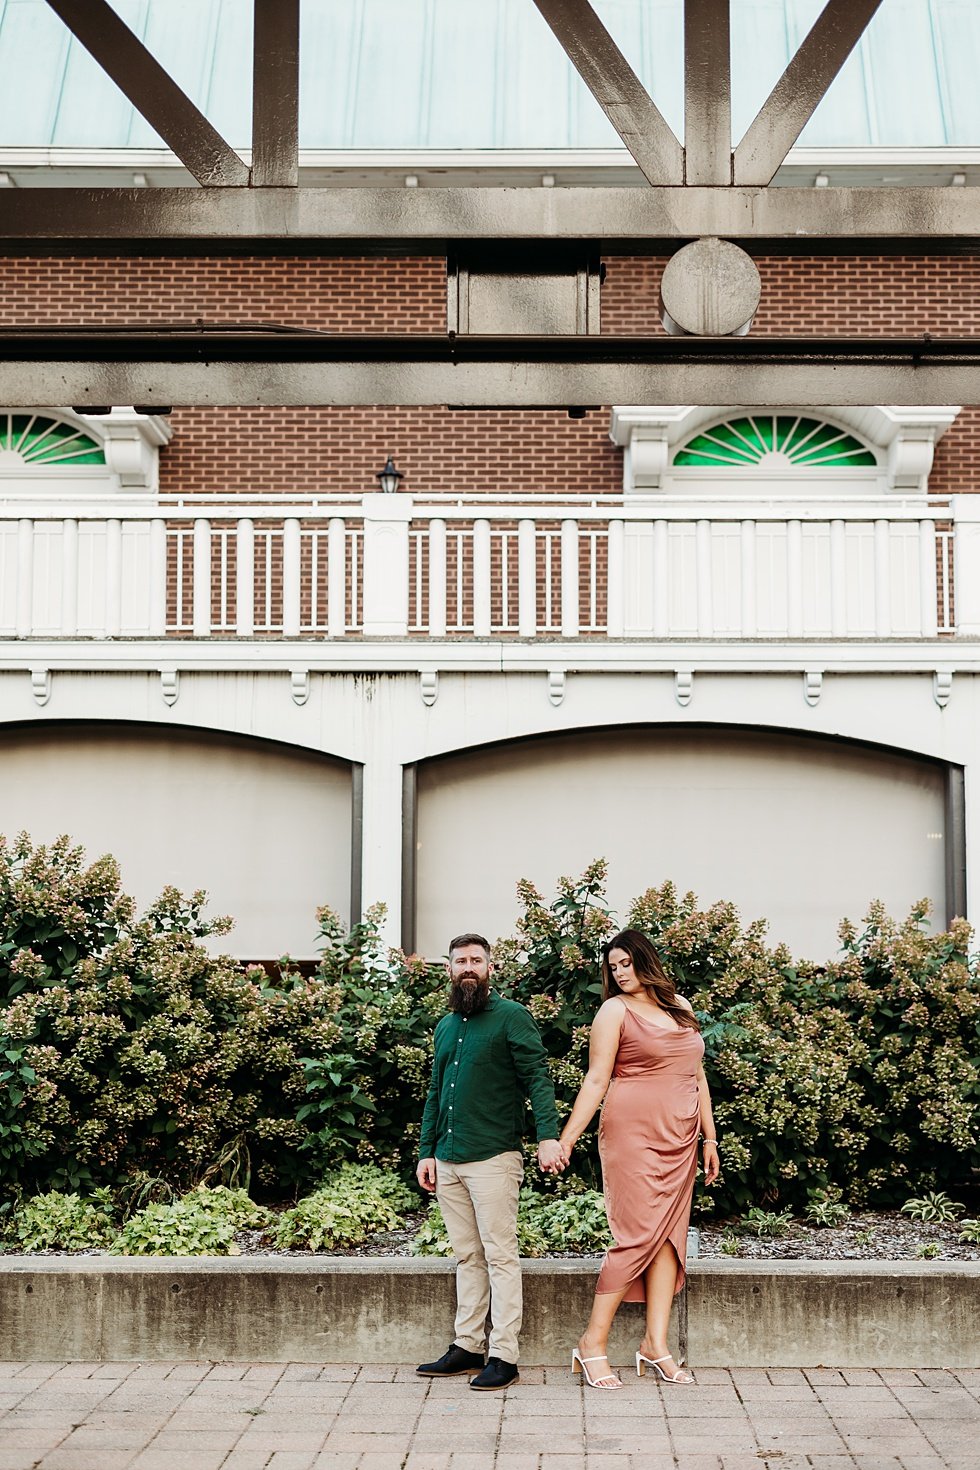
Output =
[
  {"x1": 593, "y1": 996, "x2": 628, "y2": 1025},
  {"x1": 675, "y1": 993, "x2": 694, "y2": 1013}
]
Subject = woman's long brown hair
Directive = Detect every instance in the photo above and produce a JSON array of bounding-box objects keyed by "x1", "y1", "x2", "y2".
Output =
[{"x1": 601, "y1": 929, "x2": 700, "y2": 1031}]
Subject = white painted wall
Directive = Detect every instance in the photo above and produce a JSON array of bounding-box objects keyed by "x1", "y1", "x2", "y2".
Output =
[
  {"x1": 416, "y1": 728, "x2": 947, "y2": 962},
  {"x1": 0, "y1": 723, "x2": 352, "y2": 958}
]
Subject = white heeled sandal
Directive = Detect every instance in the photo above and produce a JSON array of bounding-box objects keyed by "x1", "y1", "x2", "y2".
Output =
[
  {"x1": 571, "y1": 1347, "x2": 624, "y2": 1389},
  {"x1": 635, "y1": 1350, "x2": 694, "y2": 1384}
]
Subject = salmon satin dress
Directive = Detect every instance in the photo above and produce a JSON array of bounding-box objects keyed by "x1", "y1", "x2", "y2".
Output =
[{"x1": 596, "y1": 1002, "x2": 705, "y2": 1302}]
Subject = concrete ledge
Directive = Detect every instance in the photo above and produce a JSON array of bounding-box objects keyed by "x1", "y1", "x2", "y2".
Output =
[{"x1": 1, "y1": 1256, "x2": 977, "y2": 1368}]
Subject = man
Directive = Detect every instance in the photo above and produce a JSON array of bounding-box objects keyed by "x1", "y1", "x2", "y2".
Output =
[{"x1": 416, "y1": 932, "x2": 566, "y2": 1391}]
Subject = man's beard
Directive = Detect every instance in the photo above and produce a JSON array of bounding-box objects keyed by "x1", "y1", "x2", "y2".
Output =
[{"x1": 449, "y1": 976, "x2": 490, "y2": 1015}]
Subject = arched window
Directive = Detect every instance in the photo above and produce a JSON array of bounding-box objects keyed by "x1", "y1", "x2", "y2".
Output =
[
  {"x1": 0, "y1": 408, "x2": 171, "y2": 494},
  {"x1": 0, "y1": 413, "x2": 105, "y2": 468},
  {"x1": 673, "y1": 415, "x2": 876, "y2": 470}
]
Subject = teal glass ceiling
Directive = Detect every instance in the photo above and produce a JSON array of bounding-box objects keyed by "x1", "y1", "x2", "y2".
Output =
[{"x1": 0, "y1": 0, "x2": 976, "y2": 150}]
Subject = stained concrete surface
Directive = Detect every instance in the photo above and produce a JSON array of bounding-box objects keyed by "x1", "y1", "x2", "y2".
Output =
[{"x1": 0, "y1": 1359, "x2": 978, "y2": 1470}]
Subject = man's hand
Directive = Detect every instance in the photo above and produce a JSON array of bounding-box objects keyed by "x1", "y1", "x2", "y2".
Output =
[
  {"x1": 417, "y1": 1157, "x2": 437, "y2": 1193},
  {"x1": 537, "y1": 1139, "x2": 567, "y2": 1174}
]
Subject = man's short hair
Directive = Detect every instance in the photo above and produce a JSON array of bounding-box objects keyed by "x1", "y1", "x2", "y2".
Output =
[{"x1": 448, "y1": 932, "x2": 491, "y2": 958}]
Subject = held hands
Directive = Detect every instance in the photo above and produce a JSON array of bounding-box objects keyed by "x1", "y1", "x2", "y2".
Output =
[
  {"x1": 416, "y1": 1157, "x2": 438, "y2": 1193},
  {"x1": 537, "y1": 1138, "x2": 569, "y2": 1174}
]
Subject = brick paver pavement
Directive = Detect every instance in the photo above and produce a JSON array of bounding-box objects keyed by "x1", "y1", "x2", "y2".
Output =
[{"x1": 0, "y1": 1362, "x2": 977, "y2": 1470}]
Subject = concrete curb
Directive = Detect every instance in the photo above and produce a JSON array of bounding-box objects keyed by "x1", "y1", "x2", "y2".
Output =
[{"x1": 2, "y1": 1256, "x2": 978, "y2": 1367}]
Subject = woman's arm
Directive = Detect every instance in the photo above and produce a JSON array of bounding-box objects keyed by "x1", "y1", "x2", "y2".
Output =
[
  {"x1": 696, "y1": 1061, "x2": 720, "y2": 1185},
  {"x1": 557, "y1": 1000, "x2": 624, "y2": 1156}
]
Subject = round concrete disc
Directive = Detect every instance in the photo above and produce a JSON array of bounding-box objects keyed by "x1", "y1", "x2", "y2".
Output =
[{"x1": 660, "y1": 238, "x2": 762, "y2": 336}]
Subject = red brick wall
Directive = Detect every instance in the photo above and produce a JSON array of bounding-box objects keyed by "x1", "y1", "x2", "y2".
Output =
[{"x1": 0, "y1": 250, "x2": 975, "y2": 497}]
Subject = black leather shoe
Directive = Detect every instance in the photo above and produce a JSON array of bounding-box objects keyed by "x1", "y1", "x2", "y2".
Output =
[
  {"x1": 469, "y1": 1357, "x2": 519, "y2": 1391},
  {"x1": 416, "y1": 1343, "x2": 485, "y2": 1377}
]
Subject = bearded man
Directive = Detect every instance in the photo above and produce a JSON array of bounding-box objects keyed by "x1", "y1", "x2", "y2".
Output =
[{"x1": 416, "y1": 932, "x2": 566, "y2": 1391}]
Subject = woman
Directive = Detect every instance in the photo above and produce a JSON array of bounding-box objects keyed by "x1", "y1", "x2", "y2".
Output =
[{"x1": 558, "y1": 929, "x2": 719, "y2": 1389}]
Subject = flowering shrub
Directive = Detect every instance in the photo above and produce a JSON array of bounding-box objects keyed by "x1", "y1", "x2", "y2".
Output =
[
  {"x1": 0, "y1": 835, "x2": 444, "y2": 1196},
  {"x1": 1, "y1": 835, "x2": 977, "y2": 1217}
]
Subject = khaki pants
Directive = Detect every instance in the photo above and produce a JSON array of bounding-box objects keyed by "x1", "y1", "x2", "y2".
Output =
[{"x1": 435, "y1": 1151, "x2": 524, "y2": 1365}]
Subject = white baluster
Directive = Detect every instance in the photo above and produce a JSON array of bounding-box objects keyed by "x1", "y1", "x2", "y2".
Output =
[
  {"x1": 193, "y1": 518, "x2": 212, "y2": 638},
  {"x1": 235, "y1": 518, "x2": 254, "y2": 637},
  {"x1": 830, "y1": 519, "x2": 846, "y2": 636},
  {"x1": 561, "y1": 519, "x2": 579, "y2": 638},
  {"x1": 283, "y1": 517, "x2": 301, "y2": 637},
  {"x1": 473, "y1": 519, "x2": 492, "y2": 636},
  {"x1": 148, "y1": 519, "x2": 166, "y2": 635},
  {"x1": 787, "y1": 519, "x2": 803, "y2": 637},
  {"x1": 740, "y1": 520, "x2": 756, "y2": 637},
  {"x1": 518, "y1": 519, "x2": 536, "y2": 636},
  {"x1": 16, "y1": 519, "x2": 33, "y2": 638},
  {"x1": 606, "y1": 520, "x2": 624, "y2": 638},
  {"x1": 327, "y1": 518, "x2": 346, "y2": 635},
  {"x1": 61, "y1": 518, "x2": 79, "y2": 637},
  {"x1": 105, "y1": 519, "x2": 122, "y2": 637},
  {"x1": 653, "y1": 520, "x2": 669, "y2": 637},
  {"x1": 919, "y1": 518, "x2": 937, "y2": 637},
  {"x1": 428, "y1": 518, "x2": 447, "y2": 637},
  {"x1": 874, "y1": 519, "x2": 891, "y2": 637},
  {"x1": 696, "y1": 519, "x2": 713, "y2": 637}
]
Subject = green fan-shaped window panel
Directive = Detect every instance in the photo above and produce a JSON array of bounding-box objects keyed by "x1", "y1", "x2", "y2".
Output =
[
  {"x1": 0, "y1": 413, "x2": 105, "y2": 467},
  {"x1": 674, "y1": 416, "x2": 876, "y2": 469}
]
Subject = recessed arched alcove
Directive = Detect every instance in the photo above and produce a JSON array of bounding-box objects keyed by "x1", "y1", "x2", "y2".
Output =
[
  {"x1": 414, "y1": 725, "x2": 951, "y2": 963},
  {"x1": 0, "y1": 722, "x2": 353, "y2": 959}
]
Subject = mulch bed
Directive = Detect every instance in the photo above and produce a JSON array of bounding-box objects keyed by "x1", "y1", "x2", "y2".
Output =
[{"x1": 230, "y1": 1209, "x2": 980, "y2": 1262}]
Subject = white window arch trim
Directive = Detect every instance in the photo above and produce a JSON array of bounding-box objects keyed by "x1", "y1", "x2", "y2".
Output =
[
  {"x1": 0, "y1": 407, "x2": 172, "y2": 498},
  {"x1": 609, "y1": 405, "x2": 961, "y2": 498}
]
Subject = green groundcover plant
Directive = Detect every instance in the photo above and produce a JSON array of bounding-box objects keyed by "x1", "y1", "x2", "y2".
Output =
[{"x1": 1, "y1": 834, "x2": 978, "y2": 1218}]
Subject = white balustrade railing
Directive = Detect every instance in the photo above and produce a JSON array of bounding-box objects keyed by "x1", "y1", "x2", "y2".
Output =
[{"x1": 0, "y1": 493, "x2": 961, "y2": 641}]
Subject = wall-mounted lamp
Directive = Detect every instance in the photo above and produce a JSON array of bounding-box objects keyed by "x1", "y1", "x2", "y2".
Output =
[{"x1": 375, "y1": 454, "x2": 404, "y2": 494}]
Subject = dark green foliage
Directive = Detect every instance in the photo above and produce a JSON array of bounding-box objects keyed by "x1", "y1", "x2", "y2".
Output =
[{"x1": 1, "y1": 835, "x2": 978, "y2": 1216}]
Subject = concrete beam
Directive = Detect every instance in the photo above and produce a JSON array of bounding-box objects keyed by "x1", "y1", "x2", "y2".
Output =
[
  {"x1": 1, "y1": 1258, "x2": 977, "y2": 1367},
  {"x1": 0, "y1": 187, "x2": 978, "y2": 247},
  {"x1": 0, "y1": 333, "x2": 976, "y2": 407}
]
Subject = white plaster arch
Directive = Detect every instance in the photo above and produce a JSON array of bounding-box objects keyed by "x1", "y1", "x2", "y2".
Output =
[
  {"x1": 0, "y1": 406, "x2": 172, "y2": 496},
  {"x1": 609, "y1": 404, "x2": 961, "y2": 496}
]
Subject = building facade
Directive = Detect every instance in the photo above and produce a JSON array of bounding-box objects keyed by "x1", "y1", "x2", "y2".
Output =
[{"x1": 1, "y1": 0, "x2": 978, "y2": 962}]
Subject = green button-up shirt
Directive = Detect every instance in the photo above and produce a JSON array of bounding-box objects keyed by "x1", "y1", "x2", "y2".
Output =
[{"x1": 418, "y1": 991, "x2": 560, "y2": 1164}]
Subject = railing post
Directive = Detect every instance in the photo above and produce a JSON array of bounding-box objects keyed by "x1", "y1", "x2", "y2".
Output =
[
  {"x1": 361, "y1": 494, "x2": 411, "y2": 637},
  {"x1": 696, "y1": 519, "x2": 713, "y2": 637},
  {"x1": 16, "y1": 518, "x2": 33, "y2": 637},
  {"x1": 193, "y1": 518, "x2": 212, "y2": 638},
  {"x1": 518, "y1": 519, "x2": 536, "y2": 636},
  {"x1": 740, "y1": 519, "x2": 756, "y2": 636},
  {"x1": 951, "y1": 496, "x2": 980, "y2": 635},
  {"x1": 606, "y1": 520, "x2": 624, "y2": 637},
  {"x1": 830, "y1": 519, "x2": 846, "y2": 637},
  {"x1": 428, "y1": 518, "x2": 447, "y2": 637},
  {"x1": 874, "y1": 519, "x2": 891, "y2": 637},
  {"x1": 473, "y1": 519, "x2": 492, "y2": 637},
  {"x1": 149, "y1": 519, "x2": 167, "y2": 635},
  {"x1": 786, "y1": 519, "x2": 803, "y2": 637},
  {"x1": 282, "y1": 517, "x2": 301, "y2": 637},
  {"x1": 235, "y1": 518, "x2": 255, "y2": 637},
  {"x1": 61, "y1": 518, "x2": 79, "y2": 637},
  {"x1": 105, "y1": 518, "x2": 122, "y2": 637},
  {"x1": 561, "y1": 519, "x2": 579, "y2": 637},
  {"x1": 327, "y1": 517, "x2": 347, "y2": 635},
  {"x1": 919, "y1": 518, "x2": 938, "y2": 637}
]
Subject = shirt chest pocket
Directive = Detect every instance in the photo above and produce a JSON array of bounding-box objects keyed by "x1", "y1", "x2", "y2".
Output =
[{"x1": 454, "y1": 1023, "x2": 502, "y2": 1073}]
